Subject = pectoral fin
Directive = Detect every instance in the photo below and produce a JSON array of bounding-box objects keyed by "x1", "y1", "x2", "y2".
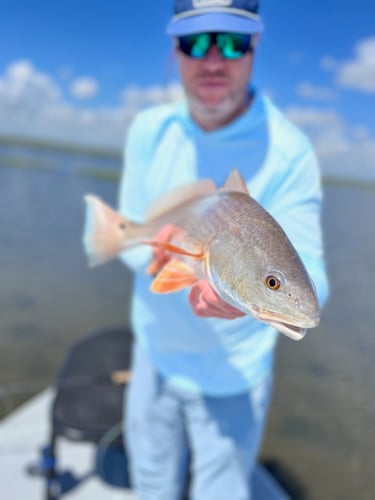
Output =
[{"x1": 150, "y1": 260, "x2": 199, "y2": 293}]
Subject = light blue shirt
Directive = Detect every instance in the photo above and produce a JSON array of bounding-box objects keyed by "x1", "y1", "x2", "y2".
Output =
[{"x1": 118, "y1": 90, "x2": 329, "y2": 396}]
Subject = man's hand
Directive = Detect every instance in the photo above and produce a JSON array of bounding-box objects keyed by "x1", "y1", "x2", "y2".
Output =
[
  {"x1": 147, "y1": 224, "x2": 178, "y2": 276},
  {"x1": 189, "y1": 280, "x2": 246, "y2": 319},
  {"x1": 148, "y1": 226, "x2": 245, "y2": 320}
]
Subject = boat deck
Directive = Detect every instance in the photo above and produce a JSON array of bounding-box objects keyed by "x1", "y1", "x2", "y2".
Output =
[{"x1": 0, "y1": 389, "x2": 289, "y2": 499}]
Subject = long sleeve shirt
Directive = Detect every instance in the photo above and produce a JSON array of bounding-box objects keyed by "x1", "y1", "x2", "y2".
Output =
[{"x1": 118, "y1": 90, "x2": 329, "y2": 396}]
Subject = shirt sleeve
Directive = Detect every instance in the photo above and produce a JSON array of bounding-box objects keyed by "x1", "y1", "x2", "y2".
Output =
[
  {"x1": 269, "y1": 145, "x2": 330, "y2": 308},
  {"x1": 117, "y1": 115, "x2": 152, "y2": 272}
]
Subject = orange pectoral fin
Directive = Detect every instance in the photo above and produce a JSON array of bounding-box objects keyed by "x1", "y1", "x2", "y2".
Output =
[{"x1": 150, "y1": 260, "x2": 199, "y2": 293}]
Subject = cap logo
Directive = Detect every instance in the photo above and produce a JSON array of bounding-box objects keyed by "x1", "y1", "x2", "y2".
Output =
[
  {"x1": 168, "y1": 0, "x2": 263, "y2": 35},
  {"x1": 192, "y1": 0, "x2": 233, "y2": 7}
]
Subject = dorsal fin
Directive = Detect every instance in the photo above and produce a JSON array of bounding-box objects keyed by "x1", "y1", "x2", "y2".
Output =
[
  {"x1": 220, "y1": 168, "x2": 249, "y2": 195},
  {"x1": 146, "y1": 179, "x2": 217, "y2": 221}
]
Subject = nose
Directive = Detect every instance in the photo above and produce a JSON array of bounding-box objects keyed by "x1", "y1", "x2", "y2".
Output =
[{"x1": 202, "y1": 45, "x2": 225, "y2": 70}]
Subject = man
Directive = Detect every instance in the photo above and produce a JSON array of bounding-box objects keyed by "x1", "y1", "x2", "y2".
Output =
[{"x1": 119, "y1": 1, "x2": 329, "y2": 499}]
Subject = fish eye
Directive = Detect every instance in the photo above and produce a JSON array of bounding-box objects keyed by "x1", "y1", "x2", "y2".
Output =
[
  {"x1": 119, "y1": 222, "x2": 126, "y2": 231},
  {"x1": 265, "y1": 275, "x2": 281, "y2": 291}
]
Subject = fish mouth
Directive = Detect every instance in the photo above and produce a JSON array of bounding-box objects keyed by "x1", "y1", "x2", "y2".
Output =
[
  {"x1": 265, "y1": 320, "x2": 307, "y2": 341},
  {"x1": 253, "y1": 309, "x2": 320, "y2": 341}
]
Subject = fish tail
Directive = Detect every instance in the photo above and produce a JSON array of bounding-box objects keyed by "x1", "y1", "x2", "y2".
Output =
[{"x1": 83, "y1": 194, "x2": 131, "y2": 266}]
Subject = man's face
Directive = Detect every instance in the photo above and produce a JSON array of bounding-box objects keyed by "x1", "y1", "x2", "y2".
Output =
[{"x1": 176, "y1": 38, "x2": 255, "y2": 130}]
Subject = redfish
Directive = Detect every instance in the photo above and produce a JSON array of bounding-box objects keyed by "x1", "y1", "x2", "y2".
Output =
[{"x1": 83, "y1": 169, "x2": 320, "y2": 340}]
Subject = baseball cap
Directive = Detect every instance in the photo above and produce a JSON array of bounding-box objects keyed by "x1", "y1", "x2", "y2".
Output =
[{"x1": 167, "y1": 0, "x2": 264, "y2": 36}]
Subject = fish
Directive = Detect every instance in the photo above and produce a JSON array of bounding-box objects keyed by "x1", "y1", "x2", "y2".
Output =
[{"x1": 83, "y1": 169, "x2": 320, "y2": 340}]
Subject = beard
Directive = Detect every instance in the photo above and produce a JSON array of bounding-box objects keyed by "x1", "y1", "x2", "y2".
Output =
[{"x1": 187, "y1": 86, "x2": 250, "y2": 131}]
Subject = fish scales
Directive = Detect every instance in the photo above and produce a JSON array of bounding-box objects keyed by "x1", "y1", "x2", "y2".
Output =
[
  {"x1": 83, "y1": 169, "x2": 320, "y2": 340},
  {"x1": 142, "y1": 192, "x2": 270, "y2": 251}
]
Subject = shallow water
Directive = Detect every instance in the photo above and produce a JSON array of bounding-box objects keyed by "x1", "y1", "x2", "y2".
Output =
[
  {"x1": 261, "y1": 186, "x2": 375, "y2": 500},
  {"x1": 1, "y1": 145, "x2": 374, "y2": 499},
  {"x1": 0, "y1": 147, "x2": 130, "y2": 390}
]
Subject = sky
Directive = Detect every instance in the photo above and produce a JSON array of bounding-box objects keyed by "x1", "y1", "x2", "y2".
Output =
[{"x1": 0, "y1": 0, "x2": 374, "y2": 179}]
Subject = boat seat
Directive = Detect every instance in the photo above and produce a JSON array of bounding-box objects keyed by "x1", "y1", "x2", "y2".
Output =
[{"x1": 31, "y1": 327, "x2": 133, "y2": 499}]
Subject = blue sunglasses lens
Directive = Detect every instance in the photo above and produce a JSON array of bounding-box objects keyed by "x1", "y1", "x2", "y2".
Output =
[
  {"x1": 217, "y1": 33, "x2": 252, "y2": 59},
  {"x1": 178, "y1": 33, "x2": 252, "y2": 60}
]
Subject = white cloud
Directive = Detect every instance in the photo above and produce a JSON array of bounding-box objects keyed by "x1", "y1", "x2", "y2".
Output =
[
  {"x1": 296, "y1": 82, "x2": 338, "y2": 101},
  {"x1": 70, "y1": 77, "x2": 99, "y2": 99},
  {"x1": 285, "y1": 105, "x2": 375, "y2": 179},
  {"x1": 285, "y1": 106, "x2": 340, "y2": 128},
  {"x1": 0, "y1": 59, "x2": 183, "y2": 150},
  {"x1": 324, "y1": 37, "x2": 375, "y2": 93},
  {"x1": 337, "y1": 37, "x2": 375, "y2": 92},
  {"x1": 0, "y1": 60, "x2": 61, "y2": 114},
  {"x1": 120, "y1": 82, "x2": 183, "y2": 109},
  {"x1": 0, "y1": 59, "x2": 373, "y2": 180}
]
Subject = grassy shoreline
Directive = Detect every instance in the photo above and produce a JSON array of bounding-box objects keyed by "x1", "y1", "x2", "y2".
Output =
[
  {"x1": 0, "y1": 134, "x2": 121, "y2": 160},
  {"x1": 1, "y1": 135, "x2": 374, "y2": 189}
]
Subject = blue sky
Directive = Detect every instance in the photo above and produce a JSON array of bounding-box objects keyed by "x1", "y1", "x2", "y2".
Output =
[{"x1": 0, "y1": 0, "x2": 374, "y2": 179}]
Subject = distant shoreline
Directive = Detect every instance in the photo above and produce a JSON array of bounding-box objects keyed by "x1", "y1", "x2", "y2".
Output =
[
  {"x1": 1, "y1": 134, "x2": 374, "y2": 190},
  {"x1": 322, "y1": 176, "x2": 375, "y2": 191},
  {"x1": 0, "y1": 134, "x2": 121, "y2": 160}
]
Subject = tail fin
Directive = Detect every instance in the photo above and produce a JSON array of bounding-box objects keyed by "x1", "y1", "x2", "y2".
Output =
[{"x1": 83, "y1": 195, "x2": 130, "y2": 266}]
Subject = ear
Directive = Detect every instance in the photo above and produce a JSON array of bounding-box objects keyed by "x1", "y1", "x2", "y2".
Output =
[
  {"x1": 251, "y1": 33, "x2": 261, "y2": 50},
  {"x1": 173, "y1": 37, "x2": 180, "y2": 52}
]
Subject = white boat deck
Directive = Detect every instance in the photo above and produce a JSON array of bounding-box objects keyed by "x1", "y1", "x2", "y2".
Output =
[{"x1": 0, "y1": 389, "x2": 289, "y2": 499}]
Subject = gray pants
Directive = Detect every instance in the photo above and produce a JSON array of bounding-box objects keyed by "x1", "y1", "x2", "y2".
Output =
[{"x1": 124, "y1": 343, "x2": 273, "y2": 500}]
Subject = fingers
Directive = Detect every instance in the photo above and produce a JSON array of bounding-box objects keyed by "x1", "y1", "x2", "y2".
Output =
[
  {"x1": 147, "y1": 224, "x2": 181, "y2": 276},
  {"x1": 148, "y1": 228, "x2": 246, "y2": 320},
  {"x1": 147, "y1": 251, "x2": 170, "y2": 276},
  {"x1": 155, "y1": 224, "x2": 178, "y2": 243},
  {"x1": 188, "y1": 281, "x2": 246, "y2": 319}
]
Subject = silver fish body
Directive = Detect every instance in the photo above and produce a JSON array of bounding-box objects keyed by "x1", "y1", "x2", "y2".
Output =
[
  {"x1": 83, "y1": 172, "x2": 320, "y2": 340},
  {"x1": 130, "y1": 191, "x2": 320, "y2": 339}
]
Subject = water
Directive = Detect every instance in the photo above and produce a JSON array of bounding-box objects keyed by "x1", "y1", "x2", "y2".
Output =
[
  {"x1": 0, "y1": 145, "x2": 130, "y2": 389},
  {"x1": 1, "y1": 145, "x2": 374, "y2": 499},
  {"x1": 261, "y1": 186, "x2": 375, "y2": 500}
]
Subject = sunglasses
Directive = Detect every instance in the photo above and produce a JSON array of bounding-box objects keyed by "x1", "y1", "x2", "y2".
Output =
[{"x1": 177, "y1": 32, "x2": 253, "y2": 60}]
